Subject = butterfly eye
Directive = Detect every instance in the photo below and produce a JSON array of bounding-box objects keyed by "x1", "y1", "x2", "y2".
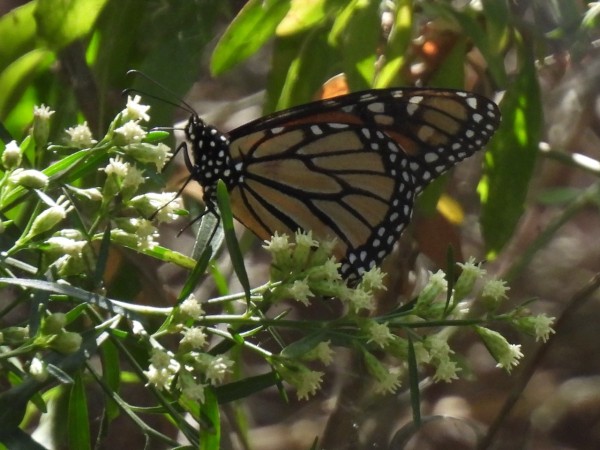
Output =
[{"x1": 185, "y1": 88, "x2": 500, "y2": 283}]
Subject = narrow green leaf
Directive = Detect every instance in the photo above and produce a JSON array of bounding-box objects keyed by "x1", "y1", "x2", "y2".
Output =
[
  {"x1": 216, "y1": 180, "x2": 251, "y2": 300},
  {"x1": 100, "y1": 340, "x2": 121, "y2": 421},
  {"x1": 281, "y1": 332, "x2": 326, "y2": 359},
  {"x1": 192, "y1": 213, "x2": 222, "y2": 262},
  {"x1": 407, "y1": 337, "x2": 421, "y2": 425},
  {"x1": 94, "y1": 225, "x2": 111, "y2": 287},
  {"x1": 215, "y1": 372, "x2": 278, "y2": 404},
  {"x1": 34, "y1": 0, "x2": 110, "y2": 51},
  {"x1": 273, "y1": 29, "x2": 338, "y2": 110},
  {"x1": 179, "y1": 244, "x2": 214, "y2": 303},
  {"x1": 211, "y1": 0, "x2": 292, "y2": 75},
  {"x1": 68, "y1": 371, "x2": 91, "y2": 450},
  {"x1": 479, "y1": 41, "x2": 541, "y2": 257},
  {"x1": 199, "y1": 388, "x2": 220, "y2": 450}
]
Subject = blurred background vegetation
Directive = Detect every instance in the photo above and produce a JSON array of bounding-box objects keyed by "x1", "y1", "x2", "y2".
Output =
[{"x1": 1, "y1": 0, "x2": 600, "y2": 449}]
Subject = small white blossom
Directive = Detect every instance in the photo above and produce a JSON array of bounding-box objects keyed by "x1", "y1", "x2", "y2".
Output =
[
  {"x1": 34, "y1": 104, "x2": 55, "y2": 120},
  {"x1": 425, "y1": 335, "x2": 454, "y2": 360},
  {"x1": 347, "y1": 287, "x2": 374, "y2": 312},
  {"x1": 122, "y1": 165, "x2": 145, "y2": 190},
  {"x1": 287, "y1": 279, "x2": 313, "y2": 305},
  {"x1": 415, "y1": 270, "x2": 448, "y2": 314},
  {"x1": 115, "y1": 120, "x2": 146, "y2": 144},
  {"x1": 66, "y1": 122, "x2": 97, "y2": 147},
  {"x1": 310, "y1": 341, "x2": 334, "y2": 365},
  {"x1": 179, "y1": 295, "x2": 204, "y2": 320},
  {"x1": 497, "y1": 344, "x2": 523, "y2": 373},
  {"x1": 144, "y1": 365, "x2": 174, "y2": 390},
  {"x1": 30, "y1": 356, "x2": 49, "y2": 382},
  {"x1": 124, "y1": 142, "x2": 172, "y2": 172},
  {"x1": 122, "y1": 95, "x2": 150, "y2": 122},
  {"x1": 366, "y1": 321, "x2": 394, "y2": 348},
  {"x1": 126, "y1": 218, "x2": 158, "y2": 250},
  {"x1": 531, "y1": 314, "x2": 555, "y2": 343},
  {"x1": 263, "y1": 231, "x2": 291, "y2": 254},
  {"x1": 180, "y1": 327, "x2": 207, "y2": 349},
  {"x1": 204, "y1": 355, "x2": 234, "y2": 384},
  {"x1": 150, "y1": 348, "x2": 176, "y2": 370},
  {"x1": 295, "y1": 230, "x2": 318, "y2": 248},
  {"x1": 129, "y1": 192, "x2": 183, "y2": 223},
  {"x1": 373, "y1": 366, "x2": 402, "y2": 394},
  {"x1": 103, "y1": 156, "x2": 130, "y2": 178},
  {"x1": 179, "y1": 374, "x2": 206, "y2": 402},
  {"x1": 482, "y1": 278, "x2": 510, "y2": 302},
  {"x1": 453, "y1": 257, "x2": 486, "y2": 302},
  {"x1": 360, "y1": 266, "x2": 387, "y2": 292},
  {"x1": 295, "y1": 369, "x2": 324, "y2": 400},
  {"x1": 433, "y1": 358, "x2": 461, "y2": 382},
  {"x1": 45, "y1": 236, "x2": 86, "y2": 256}
]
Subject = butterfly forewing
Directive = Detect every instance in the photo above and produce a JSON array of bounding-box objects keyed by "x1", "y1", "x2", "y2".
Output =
[{"x1": 188, "y1": 88, "x2": 500, "y2": 282}]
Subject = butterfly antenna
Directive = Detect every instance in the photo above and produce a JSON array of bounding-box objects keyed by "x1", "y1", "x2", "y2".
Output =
[{"x1": 125, "y1": 69, "x2": 197, "y2": 116}]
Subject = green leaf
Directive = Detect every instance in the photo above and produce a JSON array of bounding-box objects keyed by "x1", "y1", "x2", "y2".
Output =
[
  {"x1": 199, "y1": 388, "x2": 220, "y2": 450},
  {"x1": 0, "y1": 2, "x2": 37, "y2": 73},
  {"x1": 100, "y1": 340, "x2": 121, "y2": 420},
  {"x1": 95, "y1": 0, "x2": 222, "y2": 127},
  {"x1": 479, "y1": 41, "x2": 541, "y2": 258},
  {"x1": 407, "y1": 337, "x2": 421, "y2": 425},
  {"x1": 0, "y1": 49, "x2": 55, "y2": 118},
  {"x1": 281, "y1": 332, "x2": 326, "y2": 359},
  {"x1": 68, "y1": 371, "x2": 91, "y2": 450},
  {"x1": 329, "y1": 0, "x2": 380, "y2": 89},
  {"x1": 482, "y1": 0, "x2": 511, "y2": 55},
  {"x1": 276, "y1": 0, "x2": 328, "y2": 36},
  {"x1": 428, "y1": 38, "x2": 467, "y2": 89},
  {"x1": 216, "y1": 180, "x2": 251, "y2": 300},
  {"x1": 211, "y1": 0, "x2": 292, "y2": 76},
  {"x1": 271, "y1": 28, "x2": 338, "y2": 110},
  {"x1": 215, "y1": 372, "x2": 279, "y2": 403},
  {"x1": 34, "y1": 0, "x2": 110, "y2": 51}
]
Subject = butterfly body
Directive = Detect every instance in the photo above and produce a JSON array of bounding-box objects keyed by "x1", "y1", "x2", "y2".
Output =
[{"x1": 184, "y1": 88, "x2": 500, "y2": 283}]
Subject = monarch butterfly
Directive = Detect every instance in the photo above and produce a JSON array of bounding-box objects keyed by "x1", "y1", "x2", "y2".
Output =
[{"x1": 182, "y1": 88, "x2": 500, "y2": 283}]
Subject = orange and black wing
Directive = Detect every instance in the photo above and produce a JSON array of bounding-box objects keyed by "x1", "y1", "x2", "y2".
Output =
[{"x1": 223, "y1": 89, "x2": 500, "y2": 281}]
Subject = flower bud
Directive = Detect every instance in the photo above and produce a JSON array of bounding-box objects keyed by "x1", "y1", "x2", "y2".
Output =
[
  {"x1": 50, "y1": 331, "x2": 82, "y2": 354},
  {"x1": 33, "y1": 104, "x2": 55, "y2": 148},
  {"x1": 41, "y1": 312, "x2": 67, "y2": 334},
  {"x1": 9, "y1": 169, "x2": 49, "y2": 189},
  {"x1": 2, "y1": 140, "x2": 22, "y2": 170}
]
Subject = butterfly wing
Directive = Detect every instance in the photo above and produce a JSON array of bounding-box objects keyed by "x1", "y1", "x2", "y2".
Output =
[{"x1": 223, "y1": 89, "x2": 500, "y2": 281}]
